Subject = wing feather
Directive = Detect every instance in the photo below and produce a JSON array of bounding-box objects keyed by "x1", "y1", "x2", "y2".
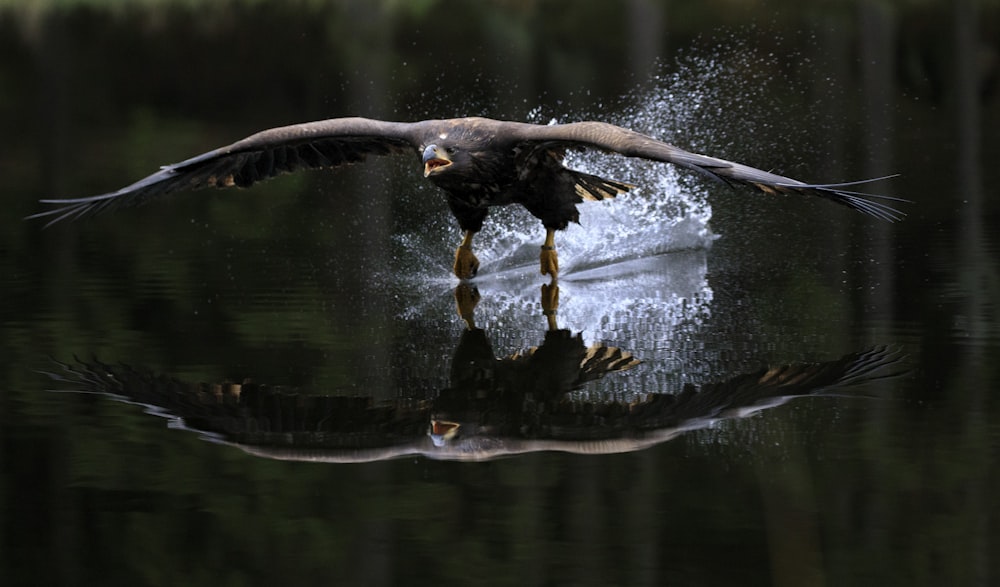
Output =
[
  {"x1": 29, "y1": 117, "x2": 423, "y2": 226},
  {"x1": 501, "y1": 120, "x2": 905, "y2": 221}
]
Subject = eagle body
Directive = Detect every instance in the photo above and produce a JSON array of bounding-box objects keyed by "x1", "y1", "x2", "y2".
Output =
[
  {"x1": 30, "y1": 115, "x2": 903, "y2": 279},
  {"x1": 411, "y1": 117, "x2": 630, "y2": 234}
]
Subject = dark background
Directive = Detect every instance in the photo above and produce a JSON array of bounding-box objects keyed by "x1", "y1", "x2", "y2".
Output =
[{"x1": 2, "y1": 1, "x2": 998, "y2": 585}]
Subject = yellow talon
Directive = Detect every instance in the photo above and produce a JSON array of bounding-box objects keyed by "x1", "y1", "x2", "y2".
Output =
[
  {"x1": 454, "y1": 247, "x2": 479, "y2": 279},
  {"x1": 539, "y1": 229, "x2": 559, "y2": 277},
  {"x1": 453, "y1": 230, "x2": 480, "y2": 279}
]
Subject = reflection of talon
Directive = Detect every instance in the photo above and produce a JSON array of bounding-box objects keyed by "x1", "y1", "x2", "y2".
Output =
[
  {"x1": 454, "y1": 284, "x2": 480, "y2": 329},
  {"x1": 539, "y1": 228, "x2": 559, "y2": 277},
  {"x1": 541, "y1": 281, "x2": 559, "y2": 330},
  {"x1": 541, "y1": 282, "x2": 559, "y2": 314},
  {"x1": 453, "y1": 230, "x2": 480, "y2": 279}
]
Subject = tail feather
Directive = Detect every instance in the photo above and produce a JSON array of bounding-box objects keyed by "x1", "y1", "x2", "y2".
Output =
[
  {"x1": 511, "y1": 343, "x2": 640, "y2": 385},
  {"x1": 570, "y1": 170, "x2": 635, "y2": 202}
]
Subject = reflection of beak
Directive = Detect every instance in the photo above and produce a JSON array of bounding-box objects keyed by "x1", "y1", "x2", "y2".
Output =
[
  {"x1": 429, "y1": 419, "x2": 460, "y2": 447},
  {"x1": 422, "y1": 144, "x2": 452, "y2": 177}
]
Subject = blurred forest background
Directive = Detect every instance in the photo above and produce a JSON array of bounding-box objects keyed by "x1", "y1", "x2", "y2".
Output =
[{"x1": 1, "y1": 2, "x2": 999, "y2": 585}]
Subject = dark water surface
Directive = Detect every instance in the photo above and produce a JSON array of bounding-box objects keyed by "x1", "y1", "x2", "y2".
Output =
[{"x1": 2, "y1": 1, "x2": 999, "y2": 585}]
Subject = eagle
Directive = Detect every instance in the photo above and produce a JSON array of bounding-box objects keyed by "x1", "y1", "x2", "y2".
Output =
[{"x1": 29, "y1": 116, "x2": 904, "y2": 279}]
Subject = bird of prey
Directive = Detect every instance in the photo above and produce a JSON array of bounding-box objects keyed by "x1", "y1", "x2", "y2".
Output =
[{"x1": 29, "y1": 116, "x2": 904, "y2": 279}]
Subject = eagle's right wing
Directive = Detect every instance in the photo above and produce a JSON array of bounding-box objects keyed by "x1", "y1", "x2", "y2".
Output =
[{"x1": 28, "y1": 117, "x2": 424, "y2": 226}]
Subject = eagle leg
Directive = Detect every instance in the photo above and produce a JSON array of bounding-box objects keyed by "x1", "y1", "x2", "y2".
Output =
[
  {"x1": 453, "y1": 230, "x2": 480, "y2": 279},
  {"x1": 539, "y1": 228, "x2": 559, "y2": 278}
]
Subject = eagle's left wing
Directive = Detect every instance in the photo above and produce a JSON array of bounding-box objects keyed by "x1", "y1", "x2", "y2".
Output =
[{"x1": 501, "y1": 120, "x2": 906, "y2": 221}]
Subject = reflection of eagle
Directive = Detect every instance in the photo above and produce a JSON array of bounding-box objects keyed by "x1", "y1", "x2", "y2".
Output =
[
  {"x1": 432, "y1": 326, "x2": 640, "y2": 445},
  {"x1": 39, "y1": 346, "x2": 903, "y2": 463},
  {"x1": 30, "y1": 117, "x2": 904, "y2": 278}
]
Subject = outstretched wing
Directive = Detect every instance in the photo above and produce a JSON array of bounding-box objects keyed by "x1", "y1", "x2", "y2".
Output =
[
  {"x1": 501, "y1": 120, "x2": 906, "y2": 221},
  {"x1": 28, "y1": 117, "x2": 424, "y2": 226},
  {"x1": 628, "y1": 345, "x2": 907, "y2": 429}
]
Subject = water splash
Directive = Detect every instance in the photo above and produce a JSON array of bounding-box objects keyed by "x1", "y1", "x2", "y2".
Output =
[
  {"x1": 388, "y1": 249, "x2": 716, "y2": 403},
  {"x1": 391, "y1": 113, "x2": 717, "y2": 282}
]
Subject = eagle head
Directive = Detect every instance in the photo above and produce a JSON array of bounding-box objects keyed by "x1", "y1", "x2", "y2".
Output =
[
  {"x1": 421, "y1": 135, "x2": 510, "y2": 195},
  {"x1": 422, "y1": 143, "x2": 459, "y2": 178}
]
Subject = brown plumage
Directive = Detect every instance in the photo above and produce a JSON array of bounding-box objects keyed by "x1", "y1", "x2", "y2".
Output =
[{"x1": 29, "y1": 116, "x2": 904, "y2": 278}]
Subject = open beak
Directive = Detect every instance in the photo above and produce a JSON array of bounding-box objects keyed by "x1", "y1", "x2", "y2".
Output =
[{"x1": 422, "y1": 144, "x2": 452, "y2": 177}]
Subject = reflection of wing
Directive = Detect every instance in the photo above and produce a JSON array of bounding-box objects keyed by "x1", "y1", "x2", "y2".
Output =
[
  {"x1": 41, "y1": 359, "x2": 431, "y2": 451},
  {"x1": 40, "y1": 346, "x2": 904, "y2": 463},
  {"x1": 503, "y1": 121, "x2": 905, "y2": 220},
  {"x1": 624, "y1": 345, "x2": 904, "y2": 430},
  {"x1": 28, "y1": 118, "x2": 423, "y2": 226}
]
